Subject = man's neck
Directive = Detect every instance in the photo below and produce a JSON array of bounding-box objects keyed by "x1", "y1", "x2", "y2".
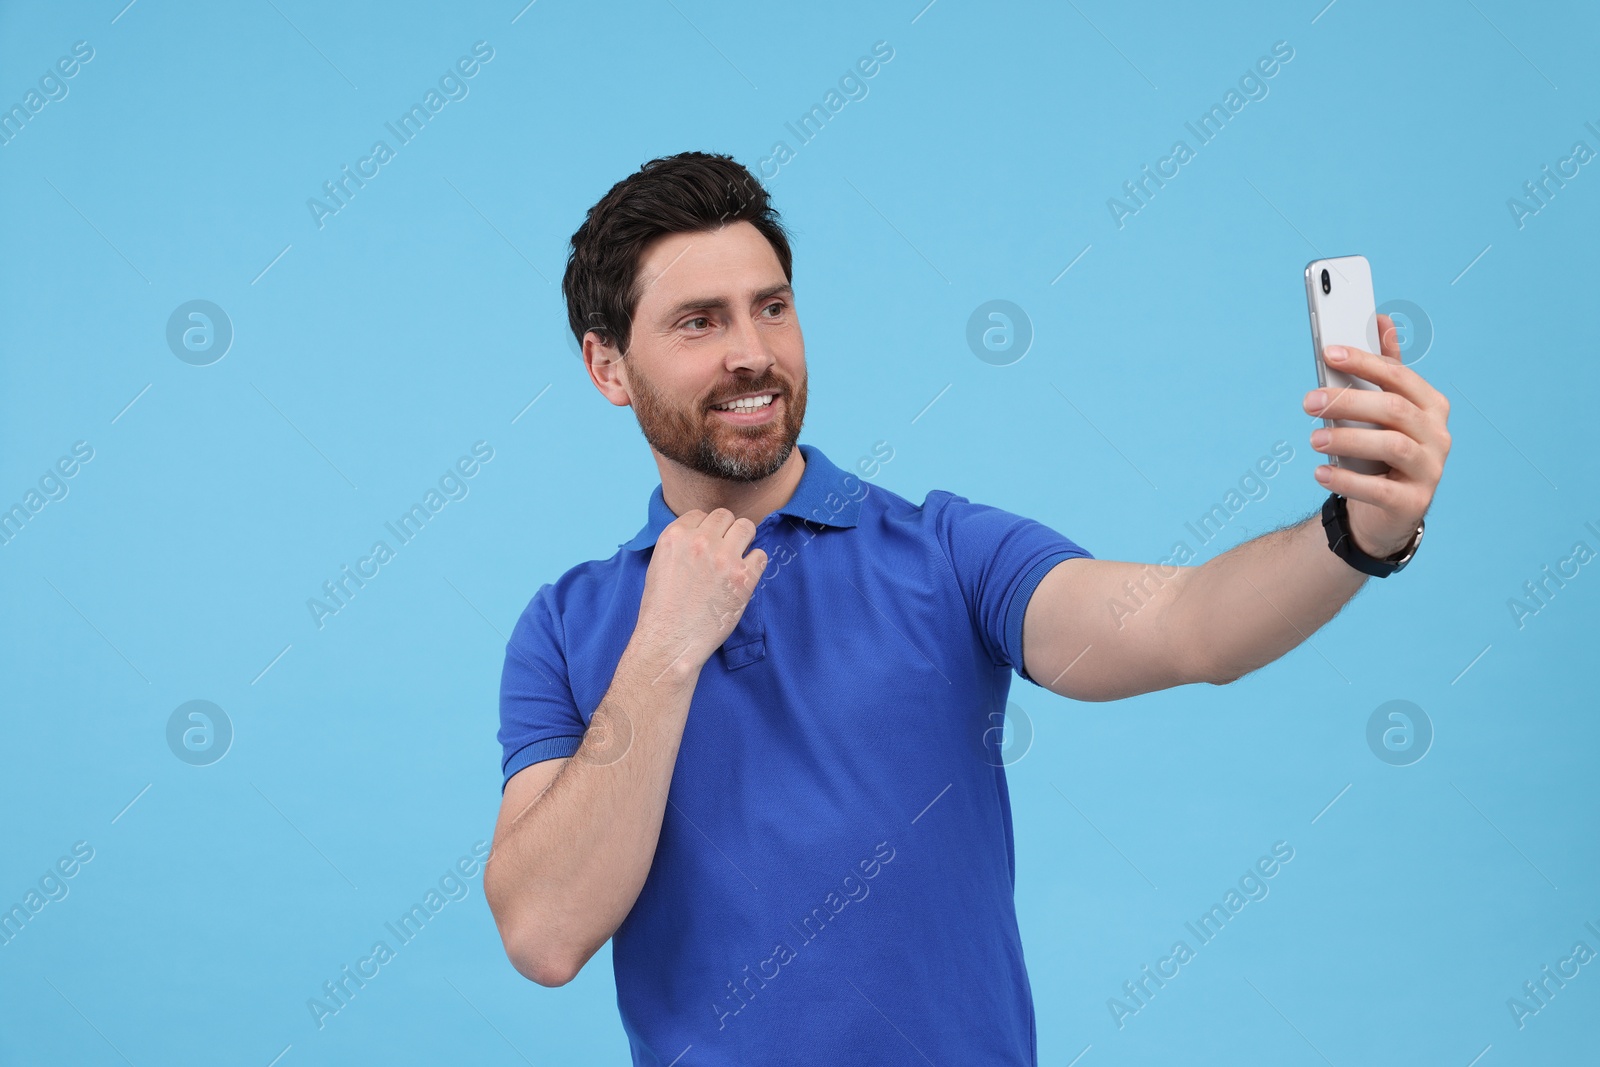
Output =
[{"x1": 657, "y1": 446, "x2": 807, "y2": 528}]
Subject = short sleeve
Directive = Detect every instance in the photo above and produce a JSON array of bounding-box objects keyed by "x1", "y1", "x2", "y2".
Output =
[
  {"x1": 930, "y1": 491, "x2": 1094, "y2": 686},
  {"x1": 498, "y1": 584, "x2": 586, "y2": 791}
]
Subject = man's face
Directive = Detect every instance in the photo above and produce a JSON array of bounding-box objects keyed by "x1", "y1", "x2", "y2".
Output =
[{"x1": 593, "y1": 221, "x2": 807, "y2": 483}]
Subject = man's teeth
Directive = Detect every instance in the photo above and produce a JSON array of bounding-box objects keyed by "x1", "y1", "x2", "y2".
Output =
[{"x1": 713, "y1": 394, "x2": 775, "y2": 412}]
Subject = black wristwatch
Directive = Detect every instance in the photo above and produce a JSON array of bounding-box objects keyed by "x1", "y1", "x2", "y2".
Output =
[{"x1": 1320, "y1": 493, "x2": 1424, "y2": 578}]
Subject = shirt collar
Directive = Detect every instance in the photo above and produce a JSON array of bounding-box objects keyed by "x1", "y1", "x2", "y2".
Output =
[{"x1": 620, "y1": 443, "x2": 861, "y2": 552}]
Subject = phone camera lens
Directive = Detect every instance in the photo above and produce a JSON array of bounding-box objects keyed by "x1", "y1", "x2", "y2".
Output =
[{"x1": 1320, "y1": 269, "x2": 1331, "y2": 295}]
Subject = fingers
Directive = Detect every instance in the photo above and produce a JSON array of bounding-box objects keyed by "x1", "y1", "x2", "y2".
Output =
[
  {"x1": 1304, "y1": 384, "x2": 1436, "y2": 447},
  {"x1": 709, "y1": 509, "x2": 764, "y2": 559},
  {"x1": 1376, "y1": 312, "x2": 1402, "y2": 363},
  {"x1": 693, "y1": 507, "x2": 737, "y2": 536},
  {"x1": 725, "y1": 514, "x2": 759, "y2": 551},
  {"x1": 687, "y1": 507, "x2": 763, "y2": 547},
  {"x1": 1315, "y1": 464, "x2": 1427, "y2": 516},
  {"x1": 1311, "y1": 426, "x2": 1438, "y2": 482},
  {"x1": 1318, "y1": 342, "x2": 1446, "y2": 417},
  {"x1": 669, "y1": 507, "x2": 776, "y2": 584}
]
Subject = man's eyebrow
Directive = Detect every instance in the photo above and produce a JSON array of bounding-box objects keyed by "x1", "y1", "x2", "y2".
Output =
[{"x1": 661, "y1": 283, "x2": 793, "y2": 322}]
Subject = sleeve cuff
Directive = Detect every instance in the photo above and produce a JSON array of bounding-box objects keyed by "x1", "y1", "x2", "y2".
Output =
[
  {"x1": 1006, "y1": 549, "x2": 1092, "y2": 686},
  {"x1": 501, "y1": 735, "x2": 584, "y2": 792}
]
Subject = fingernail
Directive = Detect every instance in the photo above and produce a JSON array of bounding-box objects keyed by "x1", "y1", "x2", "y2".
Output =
[
  {"x1": 1325, "y1": 346, "x2": 1347, "y2": 362},
  {"x1": 1314, "y1": 465, "x2": 1332, "y2": 483},
  {"x1": 1307, "y1": 390, "x2": 1327, "y2": 411},
  {"x1": 1311, "y1": 428, "x2": 1331, "y2": 447}
]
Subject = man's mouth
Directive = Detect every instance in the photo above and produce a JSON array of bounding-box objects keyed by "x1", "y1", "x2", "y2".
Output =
[{"x1": 709, "y1": 391, "x2": 779, "y2": 414}]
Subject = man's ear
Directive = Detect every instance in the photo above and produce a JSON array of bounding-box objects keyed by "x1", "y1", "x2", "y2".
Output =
[{"x1": 583, "y1": 331, "x2": 631, "y2": 408}]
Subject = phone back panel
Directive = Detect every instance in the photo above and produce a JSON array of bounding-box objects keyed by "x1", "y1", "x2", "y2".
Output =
[{"x1": 1305, "y1": 255, "x2": 1387, "y2": 476}]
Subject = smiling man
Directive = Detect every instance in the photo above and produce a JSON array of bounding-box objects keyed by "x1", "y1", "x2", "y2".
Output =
[{"x1": 484, "y1": 152, "x2": 1450, "y2": 1065}]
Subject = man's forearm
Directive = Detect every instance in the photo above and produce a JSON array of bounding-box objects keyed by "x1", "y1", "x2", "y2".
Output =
[
  {"x1": 1179, "y1": 510, "x2": 1368, "y2": 684},
  {"x1": 486, "y1": 637, "x2": 701, "y2": 981}
]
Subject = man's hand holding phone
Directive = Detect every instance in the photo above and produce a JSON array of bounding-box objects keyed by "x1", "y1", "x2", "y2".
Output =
[{"x1": 1302, "y1": 312, "x2": 1452, "y2": 559}]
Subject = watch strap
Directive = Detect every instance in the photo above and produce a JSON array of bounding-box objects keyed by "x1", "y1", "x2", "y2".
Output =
[{"x1": 1321, "y1": 493, "x2": 1423, "y2": 578}]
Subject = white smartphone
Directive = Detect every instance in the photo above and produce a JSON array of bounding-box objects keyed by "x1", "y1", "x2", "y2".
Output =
[{"x1": 1304, "y1": 255, "x2": 1389, "y2": 477}]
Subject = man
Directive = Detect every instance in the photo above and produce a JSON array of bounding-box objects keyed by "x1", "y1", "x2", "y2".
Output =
[{"x1": 484, "y1": 151, "x2": 1449, "y2": 1064}]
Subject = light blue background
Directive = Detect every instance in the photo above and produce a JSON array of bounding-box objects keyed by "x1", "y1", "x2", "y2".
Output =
[{"x1": 2, "y1": 0, "x2": 1596, "y2": 1063}]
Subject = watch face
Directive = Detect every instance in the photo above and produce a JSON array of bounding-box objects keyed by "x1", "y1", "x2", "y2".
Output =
[{"x1": 1388, "y1": 522, "x2": 1423, "y2": 567}]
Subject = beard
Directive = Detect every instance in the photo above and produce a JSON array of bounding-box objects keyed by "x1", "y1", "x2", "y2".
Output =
[{"x1": 626, "y1": 362, "x2": 807, "y2": 483}]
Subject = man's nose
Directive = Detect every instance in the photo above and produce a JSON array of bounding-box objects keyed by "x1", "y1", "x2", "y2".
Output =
[{"x1": 722, "y1": 313, "x2": 775, "y2": 375}]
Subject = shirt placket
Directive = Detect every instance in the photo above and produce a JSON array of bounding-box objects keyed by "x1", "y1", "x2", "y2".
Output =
[{"x1": 718, "y1": 521, "x2": 771, "y2": 670}]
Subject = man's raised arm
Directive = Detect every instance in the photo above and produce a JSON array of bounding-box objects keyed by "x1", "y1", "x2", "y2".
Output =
[{"x1": 1023, "y1": 316, "x2": 1450, "y2": 702}]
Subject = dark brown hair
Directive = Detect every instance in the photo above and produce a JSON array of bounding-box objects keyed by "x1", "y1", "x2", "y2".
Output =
[{"x1": 562, "y1": 151, "x2": 793, "y2": 357}]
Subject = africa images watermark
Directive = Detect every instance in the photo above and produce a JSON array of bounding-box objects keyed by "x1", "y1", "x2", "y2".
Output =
[
  {"x1": 1107, "y1": 40, "x2": 1295, "y2": 229},
  {"x1": 756, "y1": 40, "x2": 895, "y2": 181},
  {"x1": 0, "y1": 40, "x2": 95, "y2": 148},
  {"x1": 1106, "y1": 441, "x2": 1296, "y2": 629},
  {"x1": 709, "y1": 839, "x2": 897, "y2": 1030},
  {"x1": 306, "y1": 841, "x2": 490, "y2": 1030},
  {"x1": 0, "y1": 841, "x2": 96, "y2": 949},
  {"x1": 757, "y1": 440, "x2": 892, "y2": 594},
  {"x1": 1506, "y1": 919, "x2": 1600, "y2": 1031},
  {"x1": 1107, "y1": 840, "x2": 1296, "y2": 1029},
  {"x1": 306, "y1": 41, "x2": 495, "y2": 230},
  {"x1": 1506, "y1": 518, "x2": 1599, "y2": 631},
  {"x1": 306, "y1": 441, "x2": 494, "y2": 629},
  {"x1": 0, "y1": 440, "x2": 95, "y2": 549},
  {"x1": 1506, "y1": 117, "x2": 1600, "y2": 230}
]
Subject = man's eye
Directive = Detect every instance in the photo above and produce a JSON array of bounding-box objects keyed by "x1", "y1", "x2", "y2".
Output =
[
  {"x1": 685, "y1": 316, "x2": 711, "y2": 330},
  {"x1": 763, "y1": 302, "x2": 786, "y2": 317}
]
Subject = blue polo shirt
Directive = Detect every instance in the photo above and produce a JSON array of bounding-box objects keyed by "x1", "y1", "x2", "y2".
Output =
[{"x1": 499, "y1": 443, "x2": 1093, "y2": 1065}]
